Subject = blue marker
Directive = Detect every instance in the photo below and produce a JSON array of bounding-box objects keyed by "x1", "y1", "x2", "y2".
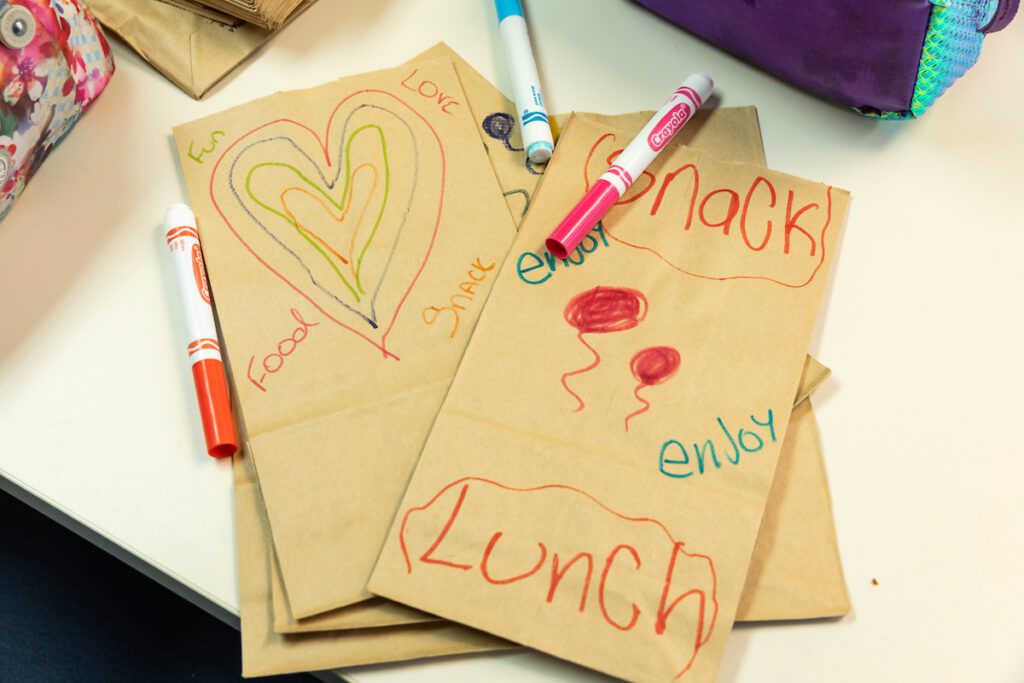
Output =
[{"x1": 495, "y1": 0, "x2": 554, "y2": 164}]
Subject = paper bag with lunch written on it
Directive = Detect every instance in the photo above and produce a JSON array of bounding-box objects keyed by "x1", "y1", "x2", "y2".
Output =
[
  {"x1": 259, "y1": 43, "x2": 847, "y2": 632},
  {"x1": 270, "y1": 355, "x2": 845, "y2": 635},
  {"x1": 233, "y1": 444, "x2": 512, "y2": 677},
  {"x1": 370, "y1": 114, "x2": 849, "y2": 682},
  {"x1": 88, "y1": 0, "x2": 316, "y2": 99},
  {"x1": 261, "y1": 93, "x2": 847, "y2": 633},
  {"x1": 173, "y1": 57, "x2": 520, "y2": 618}
]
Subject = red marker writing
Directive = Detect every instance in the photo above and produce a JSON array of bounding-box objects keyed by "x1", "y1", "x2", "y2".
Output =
[
  {"x1": 546, "y1": 73, "x2": 714, "y2": 259},
  {"x1": 164, "y1": 204, "x2": 238, "y2": 458}
]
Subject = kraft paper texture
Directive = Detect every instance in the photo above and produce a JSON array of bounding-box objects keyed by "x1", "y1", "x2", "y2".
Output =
[{"x1": 370, "y1": 114, "x2": 849, "y2": 682}]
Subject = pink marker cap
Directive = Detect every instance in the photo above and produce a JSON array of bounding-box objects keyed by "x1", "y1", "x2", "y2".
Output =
[{"x1": 545, "y1": 179, "x2": 620, "y2": 259}]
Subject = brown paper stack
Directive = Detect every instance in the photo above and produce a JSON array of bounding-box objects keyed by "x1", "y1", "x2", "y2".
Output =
[
  {"x1": 88, "y1": 0, "x2": 317, "y2": 98},
  {"x1": 172, "y1": 43, "x2": 848, "y2": 677},
  {"x1": 182, "y1": 0, "x2": 306, "y2": 28}
]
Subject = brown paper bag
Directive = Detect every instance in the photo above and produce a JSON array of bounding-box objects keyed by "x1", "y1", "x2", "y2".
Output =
[
  {"x1": 370, "y1": 114, "x2": 849, "y2": 682},
  {"x1": 88, "y1": 0, "x2": 316, "y2": 99},
  {"x1": 234, "y1": 444, "x2": 512, "y2": 677},
  {"x1": 737, "y1": 396, "x2": 849, "y2": 620},
  {"x1": 270, "y1": 357, "x2": 843, "y2": 635},
  {"x1": 174, "y1": 57, "x2": 520, "y2": 617},
  {"x1": 262, "y1": 43, "x2": 847, "y2": 632}
]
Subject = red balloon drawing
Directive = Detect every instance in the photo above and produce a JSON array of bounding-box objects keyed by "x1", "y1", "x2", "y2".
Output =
[
  {"x1": 561, "y1": 286, "x2": 648, "y2": 411},
  {"x1": 625, "y1": 346, "x2": 681, "y2": 431}
]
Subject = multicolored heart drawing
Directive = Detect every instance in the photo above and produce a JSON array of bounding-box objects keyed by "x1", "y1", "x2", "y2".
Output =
[{"x1": 210, "y1": 90, "x2": 446, "y2": 359}]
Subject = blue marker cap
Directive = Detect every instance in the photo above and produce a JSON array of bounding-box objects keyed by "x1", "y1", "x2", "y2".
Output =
[
  {"x1": 495, "y1": 0, "x2": 524, "y2": 22},
  {"x1": 526, "y1": 140, "x2": 553, "y2": 164}
]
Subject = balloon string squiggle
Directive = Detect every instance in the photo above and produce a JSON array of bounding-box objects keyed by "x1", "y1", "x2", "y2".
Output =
[
  {"x1": 560, "y1": 332, "x2": 601, "y2": 412},
  {"x1": 623, "y1": 383, "x2": 650, "y2": 432}
]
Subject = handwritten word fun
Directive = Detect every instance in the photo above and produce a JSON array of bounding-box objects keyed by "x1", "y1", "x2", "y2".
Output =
[
  {"x1": 516, "y1": 222, "x2": 610, "y2": 286},
  {"x1": 659, "y1": 409, "x2": 777, "y2": 479},
  {"x1": 246, "y1": 308, "x2": 320, "y2": 393},
  {"x1": 422, "y1": 258, "x2": 496, "y2": 338},
  {"x1": 187, "y1": 130, "x2": 225, "y2": 165}
]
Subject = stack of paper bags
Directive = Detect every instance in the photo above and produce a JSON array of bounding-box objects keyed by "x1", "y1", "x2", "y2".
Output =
[
  {"x1": 183, "y1": 0, "x2": 306, "y2": 28},
  {"x1": 172, "y1": 43, "x2": 850, "y2": 679},
  {"x1": 88, "y1": 0, "x2": 317, "y2": 98}
]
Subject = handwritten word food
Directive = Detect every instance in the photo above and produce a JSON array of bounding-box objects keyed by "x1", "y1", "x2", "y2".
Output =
[{"x1": 246, "y1": 308, "x2": 319, "y2": 393}]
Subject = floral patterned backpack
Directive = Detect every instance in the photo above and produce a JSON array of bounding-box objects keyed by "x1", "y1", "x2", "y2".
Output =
[{"x1": 0, "y1": 0, "x2": 114, "y2": 219}]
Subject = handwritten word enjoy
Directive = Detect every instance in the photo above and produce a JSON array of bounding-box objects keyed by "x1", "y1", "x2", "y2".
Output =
[
  {"x1": 516, "y1": 223, "x2": 610, "y2": 286},
  {"x1": 246, "y1": 309, "x2": 319, "y2": 393},
  {"x1": 400, "y1": 68, "x2": 461, "y2": 115},
  {"x1": 422, "y1": 258, "x2": 496, "y2": 338},
  {"x1": 659, "y1": 408, "x2": 777, "y2": 479}
]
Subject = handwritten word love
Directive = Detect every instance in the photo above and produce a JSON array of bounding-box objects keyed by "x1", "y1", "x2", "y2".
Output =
[
  {"x1": 187, "y1": 130, "x2": 225, "y2": 165},
  {"x1": 246, "y1": 309, "x2": 320, "y2": 393},
  {"x1": 659, "y1": 408, "x2": 777, "y2": 479},
  {"x1": 422, "y1": 258, "x2": 496, "y2": 338},
  {"x1": 400, "y1": 69, "x2": 461, "y2": 115},
  {"x1": 516, "y1": 222, "x2": 610, "y2": 286}
]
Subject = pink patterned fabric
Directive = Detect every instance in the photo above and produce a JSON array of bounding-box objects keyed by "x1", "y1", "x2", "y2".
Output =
[{"x1": 0, "y1": 0, "x2": 114, "y2": 219}]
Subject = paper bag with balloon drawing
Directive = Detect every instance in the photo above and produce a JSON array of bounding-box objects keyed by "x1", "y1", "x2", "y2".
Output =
[
  {"x1": 173, "y1": 57, "x2": 518, "y2": 618},
  {"x1": 267, "y1": 101, "x2": 847, "y2": 632},
  {"x1": 369, "y1": 114, "x2": 849, "y2": 682}
]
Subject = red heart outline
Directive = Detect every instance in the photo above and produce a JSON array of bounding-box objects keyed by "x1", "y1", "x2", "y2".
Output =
[{"x1": 209, "y1": 89, "x2": 446, "y2": 360}]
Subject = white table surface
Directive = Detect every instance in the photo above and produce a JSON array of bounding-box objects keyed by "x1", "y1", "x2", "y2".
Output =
[{"x1": 2, "y1": 1, "x2": 1022, "y2": 681}]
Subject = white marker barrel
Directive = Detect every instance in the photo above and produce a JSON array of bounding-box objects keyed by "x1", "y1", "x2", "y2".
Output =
[{"x1": 496, "y1": 0, "x2": 554, "y2": 164}]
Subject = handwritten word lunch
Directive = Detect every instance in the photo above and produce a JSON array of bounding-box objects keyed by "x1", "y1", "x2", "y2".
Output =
[
  {"x1": 246, "y1": 308, "x2": 319, "y2": 393},
  {"x1": 399, "y1": 478, "x2": 717, "y2": 677},
  {"x1": 399, "y1": 68, "x2": 461, "y2": 115},
  {"x1": 516, "y1": 223, "x2": 610, "y2": 285},
  {"x1": 422, "y1": 258, "x2": 496, "y2": 338},
  {"x1": 659, "y1": 408, "x2": 777, "y2": 479}
]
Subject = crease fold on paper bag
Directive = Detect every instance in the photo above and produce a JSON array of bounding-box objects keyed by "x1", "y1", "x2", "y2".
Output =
[
  {"x1": 88, "y1": 0, "x2": 316, "y2": 98},
  {"x1": 233, "y1": 441, "x2": 514, "y2": 677},
  {"x1": 368, "y1": 113, "x2": 850, "y2": 682}
]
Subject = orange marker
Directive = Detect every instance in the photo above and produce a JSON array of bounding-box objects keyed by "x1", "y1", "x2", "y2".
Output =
[{"x1": 164, "y1": 204, "x2": 238, "y2": 458}]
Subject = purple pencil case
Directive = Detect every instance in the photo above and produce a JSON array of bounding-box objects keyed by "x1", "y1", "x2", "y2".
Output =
[{"x1": 633, "y1": 0, "x2": 1018, "y2": 119}]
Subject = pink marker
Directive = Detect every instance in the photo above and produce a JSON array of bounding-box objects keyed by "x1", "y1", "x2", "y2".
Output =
[{"x1": 545, "y1": 73, "x2": 714, "y2": 259}]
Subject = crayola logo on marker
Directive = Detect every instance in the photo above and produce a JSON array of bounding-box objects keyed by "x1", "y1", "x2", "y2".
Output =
[
  {"x1": 648, "y1": 103, "x2": 692, "y2": 152},
  {"x1": 192, "y1": 244, "x2": 211, "y2": 305}
]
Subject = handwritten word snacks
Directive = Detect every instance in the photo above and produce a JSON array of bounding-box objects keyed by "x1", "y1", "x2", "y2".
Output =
[
  {"x1": 370, "y1": 114, "x2": 849, "y2": 682},
  {"x1": 173, "y1": 57, "x2": 519, "y2": 622}
]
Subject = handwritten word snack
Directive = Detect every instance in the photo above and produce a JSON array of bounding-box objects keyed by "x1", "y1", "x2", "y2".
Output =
[
  {"x1": 370, "y1": 114, "x2": 849, "y2": 682},
  {"x1": 173, "y1": 57, "x2": 519, "y2": 621}
]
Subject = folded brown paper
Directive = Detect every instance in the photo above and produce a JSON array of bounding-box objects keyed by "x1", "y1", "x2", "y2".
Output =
[
  {"x1": 737, "y1": 396, "x2": 849, "y2": 621},
  {"x1": 88, "y1": 0, "x2": 315, "y2": 99},
  {"x1": 174, "y1": 57, "x2": 520, "y2": 617},
  {"x1": 234, "y1": 444, "x2": 512, "y2": 677},
  {"x1": 270, "y1": 356, "x2": 846, "y2": 636},
  {"x1": 370, "y1": 114, "x2": 849, "y2": 682},
  {"x1": 262, "y1": 44, "x2": 848, "y2": 634}
]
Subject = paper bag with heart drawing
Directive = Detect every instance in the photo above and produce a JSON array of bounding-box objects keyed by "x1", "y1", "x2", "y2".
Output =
[{"x1": 173, "y1": 57, "x2": 520, "y2": 618}]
